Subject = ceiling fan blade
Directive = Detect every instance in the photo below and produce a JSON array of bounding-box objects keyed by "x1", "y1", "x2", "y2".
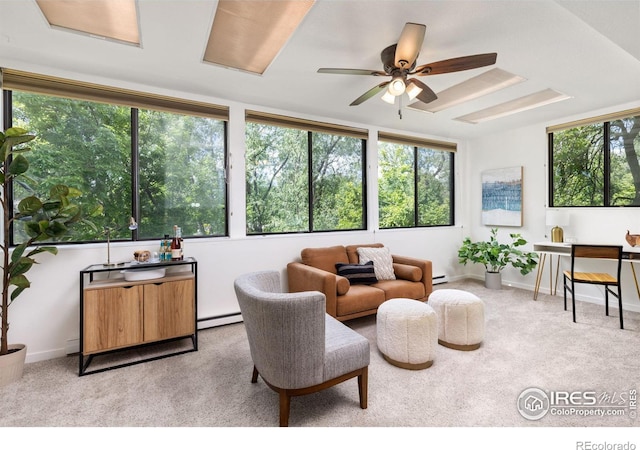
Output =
[
  {"x1": 318, "y1": 68, "x2": 387, "y2": 76},
  {"x1": 413, "y1": 53, "x2": 497, "y2": 76},
  {"x1": 394, "y1": 22, "x2": 426, "y2": 69},
  {"x1": 407, "y1": 78, "x2": 438, "y2": 104},
  {"x1": 350, "y1": 81, "x2": 390, "y2": 106}
]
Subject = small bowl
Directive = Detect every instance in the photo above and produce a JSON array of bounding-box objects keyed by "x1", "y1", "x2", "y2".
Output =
[{"x1": 123, "y1": 268, "x2": 166, "y2": 281}]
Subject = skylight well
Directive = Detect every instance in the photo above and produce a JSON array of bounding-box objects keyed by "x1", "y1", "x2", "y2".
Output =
[{"x1": 36, "y1": 0, "x2": 140, "y2": 46}]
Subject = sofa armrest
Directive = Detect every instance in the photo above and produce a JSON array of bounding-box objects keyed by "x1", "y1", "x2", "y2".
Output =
[
  {"x1": 287, "y1": 262, "x2": 340, "y2": 318},
  {"x1": 391, "y1": 255, "x2": 433, "y2": 300},
  {"x1": 393, "y1": 263, "x2": 422, "y2": 282}
]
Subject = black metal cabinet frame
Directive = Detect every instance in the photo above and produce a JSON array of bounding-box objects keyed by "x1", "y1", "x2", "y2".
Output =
[{"x1": 78, "y1": 257, "x2": 198, "y2": 376}]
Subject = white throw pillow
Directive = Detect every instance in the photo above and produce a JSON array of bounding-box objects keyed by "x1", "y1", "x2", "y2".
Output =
[{"x1": 357, "y1": 247, "x2": 396, "y2": 280}]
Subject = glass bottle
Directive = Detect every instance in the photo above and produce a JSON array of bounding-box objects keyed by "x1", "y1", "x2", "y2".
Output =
[
  {"x1": 162, "y1": 234, "x2": 170, "y2": 260},
  {"x1": 171, "y1": 225, "x2": 182, "y2": 261},
  {"x1": 177, "y1": 227, "x2": 184, "y2": 259}
]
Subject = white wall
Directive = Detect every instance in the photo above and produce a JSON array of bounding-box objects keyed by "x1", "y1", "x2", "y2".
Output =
[{"x1": 467, "y1": 100, "x2": 640, "y2": 314}]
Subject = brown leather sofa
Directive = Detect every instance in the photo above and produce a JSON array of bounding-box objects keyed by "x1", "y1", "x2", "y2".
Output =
[{"x1": 287, "y1": 243, "x2": 432, "y2": 321}]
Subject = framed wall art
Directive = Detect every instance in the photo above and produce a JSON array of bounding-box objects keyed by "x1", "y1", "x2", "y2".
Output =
[{"x1": 481, "y1": 166, "x2": 523, "y2": 227}]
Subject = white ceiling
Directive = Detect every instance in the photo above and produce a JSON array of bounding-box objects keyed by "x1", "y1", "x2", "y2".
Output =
[{"x1": 1, "y1": 0, "x2": 639, "y2": 140}]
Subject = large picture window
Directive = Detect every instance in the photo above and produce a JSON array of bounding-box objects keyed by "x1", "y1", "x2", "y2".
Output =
[
  {"x1": 378, "y1": 132, "x2": 455, "y2": 228},
  {"x1": 549, "y1": 109, "x2": 640, "y2": 207},
  {"x1": 3, "y1": 69, "x2": 228, "y2": 244},
  {"x1": 245, "y1": 111, "x2": 367, "y2": 234}
]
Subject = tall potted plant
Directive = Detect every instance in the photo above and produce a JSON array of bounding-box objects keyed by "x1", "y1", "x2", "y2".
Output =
[
  {"x1": 0, "y1": 127, "x2": 92, "y2": 386},
  {"x1": 458, "y1": 228, "x2": 538, "y2": 289}
]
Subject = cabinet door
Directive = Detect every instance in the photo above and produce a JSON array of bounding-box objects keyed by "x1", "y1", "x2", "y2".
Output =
[
  {"x1": 143, "y1": 278, "x2": 195, "y2": 342},
  {"x1": 83, "y1": 285, "x2": 143, "y2": 354}
]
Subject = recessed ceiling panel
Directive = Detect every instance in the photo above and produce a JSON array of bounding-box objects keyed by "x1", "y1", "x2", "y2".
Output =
[
  {"x1": 204, "y1": 0, "x2": 315, "y2": 75},
  {"x1": 36, "y1": 0, "x2": 140, "y2": 45},
  {"x1": 455, "y1": 88, "x2": 571, "y2": 124},
  {"x1": 408, "y1": 68, "x2": 526, "y2": 113}
]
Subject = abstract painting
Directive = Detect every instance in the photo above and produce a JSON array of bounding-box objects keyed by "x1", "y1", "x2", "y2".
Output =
[{"x1": 481, "y1": 166, "x2": 523, "y2": 227}]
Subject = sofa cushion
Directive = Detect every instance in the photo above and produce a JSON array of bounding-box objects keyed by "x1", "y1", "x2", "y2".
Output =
[
  {"x1": 393, "y1": 263, "x2": 422, "y2": 282},
  {"x1": 357, "y1": 246, "x2": 396, "y2": 280},
  {"x1": 335, "y1": 261, "x2": 377, "y2": 285},
  {"x1": 301, "y1": 245, "x2": 349, "y2": 274},
  {"x1": 336, "y1": 285, "x2": 386, "y2": 317},
  {"x1": 373, "y1": 279, "x2": 426, "y2": 300}
]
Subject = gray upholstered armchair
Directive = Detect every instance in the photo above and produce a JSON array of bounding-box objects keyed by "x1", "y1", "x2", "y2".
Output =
[{"x1": 234, "y1": 270, "x2": 370, "y2": 427}]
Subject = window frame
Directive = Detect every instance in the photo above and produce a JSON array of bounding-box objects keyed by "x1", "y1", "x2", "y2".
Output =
[
  {"x1": 2, "y1": 69, "x2": 229, "y2": 245},
  {"x1": 547, "y1": 107, "x2": 640, "y2": 208},
  {"x1": 377, "y1": 132, "x2": 456, "y2": 229},
  {"x1": 245, "y1": 111, "x2": 368, "y2": 235}
]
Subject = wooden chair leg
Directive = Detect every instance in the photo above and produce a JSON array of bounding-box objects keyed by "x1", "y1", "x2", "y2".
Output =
[
  {"x1": 358, "y1": 367, "x2": 368, "y2": 409},
  {"x1": 251, "y1": 366, "x2": 259, "y2": 383},
  {"x1": 279, "y1": 391, "x2": 291, "y2": 427}
]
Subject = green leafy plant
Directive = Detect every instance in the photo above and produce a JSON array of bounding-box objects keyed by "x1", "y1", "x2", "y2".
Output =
[
  {"x1": 458, "y1": 228, "x2": 538, "y2": 275},
  {"x1": 1, "y1": 127, "x2": 95, "y2": 356}
]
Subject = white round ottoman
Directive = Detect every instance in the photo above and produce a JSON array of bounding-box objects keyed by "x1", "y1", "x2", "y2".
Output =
[
  {"x1": 428, "y1": 289, "x2": 485, "y2": 351},
  {"x1": 376, "y1": 298, "x2": 438, "y2": 370}
]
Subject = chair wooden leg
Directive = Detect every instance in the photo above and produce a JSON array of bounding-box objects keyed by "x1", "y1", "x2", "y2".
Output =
[
  {"x1": 251, "y1": 366, "x2": 259, "y2": 383},
  {"x1": 358, "y1": 367, "x2": 368, "y2": 409},
  {"x1": 279, "y1": 391, "x2": 291, "y2": 427}
]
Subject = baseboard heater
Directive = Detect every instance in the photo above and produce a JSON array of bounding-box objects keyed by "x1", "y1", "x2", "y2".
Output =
[{"x1": 433, "y1": 274, "x2": 448, "y2": 285}]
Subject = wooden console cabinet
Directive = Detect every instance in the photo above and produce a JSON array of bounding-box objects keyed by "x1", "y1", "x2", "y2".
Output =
[{"x1": 79, "y1": 258, "x2": 197, "y2": 376}]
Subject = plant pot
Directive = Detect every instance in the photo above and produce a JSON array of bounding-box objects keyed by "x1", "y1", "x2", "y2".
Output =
[
  {"x1": 485, "y1": 271, "x2": 502, "y2": 290},
  {"x1": 0, "y1": 344, "x2": 27, "y2": 388}
]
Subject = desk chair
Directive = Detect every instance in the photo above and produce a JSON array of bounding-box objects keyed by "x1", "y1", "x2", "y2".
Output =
[{"x1": 563, "y1": 244, "x2": 623, "y2": 329}]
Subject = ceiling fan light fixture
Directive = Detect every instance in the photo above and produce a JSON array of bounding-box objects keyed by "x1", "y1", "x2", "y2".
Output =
[
  {"x1": 405, "y1": 82, "x2": 423, "y2": 101},
  {"x1": 381, "y1": 90, "x2": 396, "y2": 104},
  {"x1": 389, "y1": 77, "x2": 406, "y2": 96}
]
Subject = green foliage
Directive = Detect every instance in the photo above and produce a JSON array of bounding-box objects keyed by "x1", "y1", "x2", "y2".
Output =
[
  {"x1": 245, "y1": 124, "x2": 365, "y2": 234},
  {"x1": 552, "y1": 115, "x2": 640, "y2": 206},
  {"x1": 458, "y1": 228, "x2": 538, "y2": 275},
  {"x1": 11, "y1": 93, "x2": 228, "y2": 241},
  {"x1": 1, "y1": 127, "x2": 93, "y2": 355},
  {"x1": 378, "y1": 142, "x2": 452, "y2": 228}
]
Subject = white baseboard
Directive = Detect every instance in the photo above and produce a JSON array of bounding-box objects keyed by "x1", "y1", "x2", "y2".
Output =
[
  {"x1": 66, "y1": 338, "x2": 79, "y2": 355},
  {"x1": 463, "y1": 274, "x2": 640, "y2": 313},
  {"x1": 198, "y1": 314, "x2": 243, "y2": 330}
]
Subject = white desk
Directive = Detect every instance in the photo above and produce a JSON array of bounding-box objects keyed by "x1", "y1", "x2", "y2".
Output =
[{"x1": 532, "y1": 242, "x2": 640, "y2": 300}]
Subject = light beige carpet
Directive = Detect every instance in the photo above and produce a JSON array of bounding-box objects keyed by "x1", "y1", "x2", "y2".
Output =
[{"x1": 1, "y1": 278, "x2": 639, "y2": 429}]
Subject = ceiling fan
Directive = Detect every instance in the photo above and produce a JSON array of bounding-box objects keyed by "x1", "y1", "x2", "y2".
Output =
[{"x1": 317, "y1": 22, "x2": 497, "y2": 110}]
